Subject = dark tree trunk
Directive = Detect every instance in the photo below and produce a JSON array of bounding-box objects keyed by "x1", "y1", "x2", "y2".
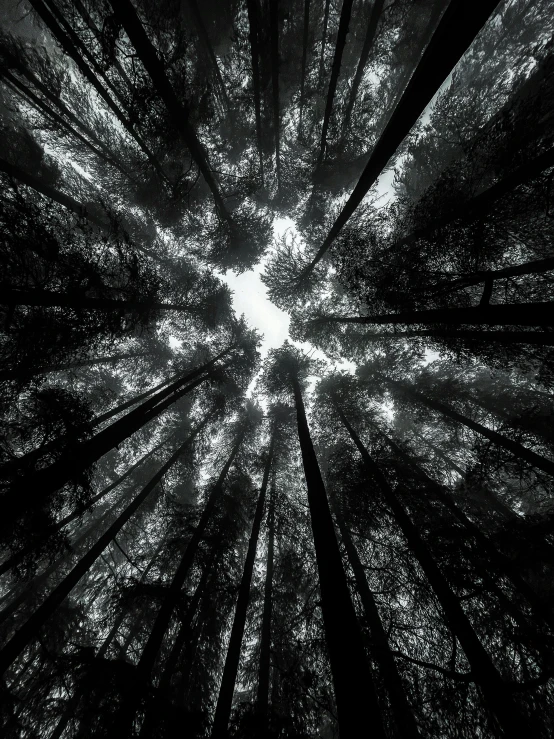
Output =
[
  {"x1": 317, "y1": 0, "x2": 331, "y2": 89},
  {"x1": 108, "y1": 0, "x2": 231, "y2": 221},
  {"x1": 28, "y1": 0, "x2": 168, "y2": 184},
  {"x1": 329, "y1": 328, "x2": 554, "y2": 346},
  {"x1": 0, "y1": 286, "x2": 206, "y2": 314},
  {"x1": 113, "y1": 428, "x2": 246, "y2": 734},
  {"x1": 0, "y1": 422, "x2": 207, "y2": 676},
  {"x1": 290, "y1": 376, "x2": 385, "y2": 739},
  {"x1": 339, "y1": 0, "x2": 385, "y2": 145},
  {"x1": 298, "y1": 0, "x2": 311, "y2": 138},
  {"x1": 3, "y1": 348, "x2": 230, "y2": 523},
  {"x1": 311, "y1": 302, "x2": 554, "y2": 328},
  {"x1": 256, "y1": 469, "x2": 275, "y2": 729},
  {"x1": 315, "y1": 0, "x2": 354, "y2": 170},
  {"x1": 269, "y1": 0, "x2": 281, "y2": 193},
  {"x1": 211, "y1": 430, "x2": 276, "y2": 738},
  {"x1": 303, "y1": 0, "x2": 501, "y2": 275},
  {"x1": 246, "y1": 0, "x2": 264, "y2": 182},
  {"x1": 334, "y1": 405, "x2": 528, "y2": 736},
  {"x1": 469, "y1": 392, "x2": 554, "y2": 447},
  {"x1": 382, "y1": 376, "x2": 554, "y2": 479},
  {"x1": 330, "y1": 490, "x2": 421, "y2": 738}
]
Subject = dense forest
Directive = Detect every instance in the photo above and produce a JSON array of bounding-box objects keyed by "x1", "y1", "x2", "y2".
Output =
[{"x1": 1, "y1": 0, "x2": 553, "y2": 736}]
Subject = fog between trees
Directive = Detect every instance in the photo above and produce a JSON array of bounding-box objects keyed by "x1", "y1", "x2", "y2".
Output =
[{"x1": 1, "y1": 0, "x2": 554, "y2": 736}]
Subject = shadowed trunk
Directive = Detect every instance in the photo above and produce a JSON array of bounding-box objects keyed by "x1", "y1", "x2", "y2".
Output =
[
  {"x1": 246, "y1": 0, "x2": 264, "y2": 182},
  {"x1": 269, "y1": 0, "x2": 281, "y2": 193},
  {"x1": 325, "y1": 328, "x2": 554, "y2": 346},
  {"x1": 291, "y1": 376, "x2": 385, "y2": 738},
  {"x1": 298, "y1": 0, "x2": 311, "y2": 138},
  {"x1": 318, "y1": 0, "x2": 331, "y2": 89},
  {"x1": 257, "y1": 469, "x2": 275, "y2": 730}
]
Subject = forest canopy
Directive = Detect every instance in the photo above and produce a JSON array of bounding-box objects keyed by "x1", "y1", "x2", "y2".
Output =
[{"x1": 1, "y1": 0, "x2": 554, "y2": 737}]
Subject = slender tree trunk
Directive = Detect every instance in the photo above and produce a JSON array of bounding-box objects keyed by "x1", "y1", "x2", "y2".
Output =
[
  {"x1": 28, "y1": 0, "x2": 169, "y2": 184},
  {"x1": 113, "y1": 428, "x2": 247, "y2": 734},
  {"x1": 318, "y1": 0, "x2": 331, "y2": 89},
  {"x1": 298, "y1": 0, "x2": 311, "y2": 138},
  {"x1": 3, "y1": 349, "x2": 230, "y2": 522},
  {"x1": 382, "y1": 375, "x2": 554, "y2": 479},
  {"x1": 246, "y1": 0, "x2": 264, "y2": 183},
  {"x1": 256, "y1": 469, "x2": 275, "y2": 730},
  {"x1": 311, "y1": 302, "x2": 554, "y2": 327},
  {"x1": 302, "y1": 0, "x2": 501, "y2": 276},
  {"x1": 290, "y1": 376, "x2": 385, "y2": 738},
  {"x1": 211, "y1": 430, "x2": 276, "y2": 738},
  {"x1": 334, "y1": 404, "x2": 528, "y2": 736},
  {"x1": 330, "y1": 490, "x2": 421, "y2": 738},
  {"x1": 269, "y1": 0, "x2": 281, "y2": 193},
  {"x1": 0, "y1": 421, "x2": 207, "y2": 677},
  {"x1": 311, "y1": 327, "x2": 554, "y2": 346},
  {"x1": 469, "y1": 392, "x2": 554, "y2": 446},
  {"x1": 315, "y1": 0, "x2": 354, "y2": 170},
  {"x1": 339, "y1": 0, "x2": 385, "y2": 146},
  {"x1": 0, "y1": 285, "x2": 207, "y2": 314},
  {"x1": 108, "y1": 0, "x2": 231, "y2": 221}
]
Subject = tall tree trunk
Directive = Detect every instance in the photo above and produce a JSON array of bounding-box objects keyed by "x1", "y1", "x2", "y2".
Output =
[
  {"x1": 302, "y1": 0, "x2": 501, "y2": 276},
  {"x1": 0, "y1": 285, "x2": 211, "y2": 314},
  {"x1": 256, "y1": 469, "x2": 275, "y2": 730},
  {"x1": 468, "y1": 392, "x2": 554, "y2": 447},
  {"x1": 211, "y1": 430, "x2": 276, "y2": 738},
  {"x1": 0, "y1": 421, "x2": 207, "y2": 677},
  {"x1": 310, "y1": 302, "x2": 554, "y2": 328},
  {"x1": 298, "y1": 0, "x2": 311, "y2": 138},
  {"x1": 290, "y1": 376, "x2": 385, "y2": 738},
  {"x1": 315, "y1": 0, "x2": 354, "y2": 170},
  {"x1": 3, "y1": 348, "x2": 231, "y2": 522},
  {"x1": 113, "y1": 427, "x2": 247, "y2": 734},
  {"x1": 333, "y1": 404, "x2": 528, "y2": 736},
  {"x1": 269, "y1": 0, "x2": 281, "y2": 193},
  {"x1": 28, "y1": 0, "x2": 169, "y2": 185},
  {"x1": 317, "y1": 0, "x2": 331, "y2": 89},
  {"x1": 311, "y1": 328, "x2": 554, "y2": 346},
  {"x1": 339, "y1": 0, "x2": 385, "y2": 145},
  {"x1": 108, "y1": 0, "x2": 231, "y2": 222},
  {"x1": 381, "y1": 375, "x2": 554, "y2": 478},
  {"x1": 329, "y1": 490, "x2": 421, "y2": 738},
  {"x1": 246, "y1": 0, "x2": 264, "y2": 183},
  {"x1": 0, "y1": 433, "x2": 172, "y2": 578}
]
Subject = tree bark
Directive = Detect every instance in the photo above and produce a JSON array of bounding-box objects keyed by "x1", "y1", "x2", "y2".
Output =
[
  {"x1": 339, "y1": 0, "x2": 385, "y2": 145},
  {"x1": 334, "y1": 404, "x2": 528, "y2": 736},
  {"x1": 291, "y1": 376, "x2": 385, "y2": 738},
  {"x1": 317, "y1": 0, "x2": 331, "y2": 89},
  {"x1": 298, "y1": 0, "x2": 311, "y2": 138},
  {"x1": 330, "y1": 490, "x2": 421, "y2": 738},
  {"x1": 320, "y1": 328, "x2": 554, "y2": 346},
  {"x1": 256, "y1": 469, "x2": 275, "y2": 730},
  {"x1": 108, "y1": 0, "x2": 231, "y2": 221},
  {"x1": 382, "y1": 375, "x2": 554, "y2": 479},
  {"x1": 315, "y1": 0, "x2": 354, "y2": 170},
  {"x1": 311, "y1": 302, "x2": 554, "y2": 327},
  {"x1": 246, "y1": 0, "x2": 264, "y2": 182},
  {"x1": 0, "y1": 421, "x2": 207, "y2": 677},
  {"x1": 211, "y1": 429, "x2": 276, "y2": 738},
  {"x1": 302, "y1": 0, "x2": 501, "y2": 276},
  {"x1": 269, "y1": 0, "x2": 281, "y2": 193}
]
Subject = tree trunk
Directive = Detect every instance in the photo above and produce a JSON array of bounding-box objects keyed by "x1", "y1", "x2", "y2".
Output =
[
  {"x1": 28, "y1": 0, "x2": 169, "y2": 185},
  {"x1": 315, "y1": 0, "x2": 354, "y2": 170},
  {"x1": 0, "y1": 433, "x2": 172, "y2": 578},
  {"x1": 298, "y1": 0, "x2": 311, "y2": 138},
  {"x1": 211, "y1": 430, "x2": 276, "y2": 738},
  {"x1": 323, "y1": 328, "x2": 554, "y2": 346},
  {"x1": 256, "y1": 469, "x2": 275, "y2": 730},
  {"x1": 317, "y1": 0, "x2": 331, "y2": 89},
  {"x1": 108, "y1": 0, "x2": 231, "y2": 221},
  {"x1": 0, "y1": 285, "x2": 210, "y2": 314},
  {"x1": 334, "y1": 404, "x2": 528, "y2": 736},
  {"x1": 290, "y1": 376, "x2": 385, "y2": 739},
  {"x1": 302, "y1": 0, "x2": 501, "y2": 275},
  {"x1": 246, "y1": 0, "x2": 264, "y2": 182},
  {"x1": 113, "y1": 427, "x2": 247, "y2": 734},
  {"x1": 311, "y1": 302, "x2": 554, "y2": 328},
  {"x1": 269, "y1": 0, "x2": 281, "y2": 193},
  {"x1": 0, "y1": 421, "x2": 207, "y2": 677},
  {"x1": 382, "y1": 375, "x2": 554, "y2": 479},
  {"x1": 339, "y1": 0, "x2": 385, "y2": 145},
  {"x1": 3, "y1": 348, "x2": 230, "y2": 523},
  {"x1": 330, "y1": 490, "x2": 421, "y2": 738},
  {"x1": 469, "y1": 392, "x2": 554, "y2": 447}
]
